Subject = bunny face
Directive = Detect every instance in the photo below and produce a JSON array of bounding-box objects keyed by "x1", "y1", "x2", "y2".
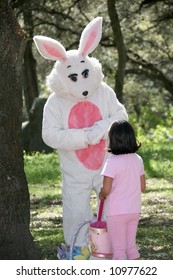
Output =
[
  {"x1": 47, "y1": 50, "x2": 104, "y2": 100},
  {"x1": 34, "y1": 17, "x2": 103, "y2": 100}
]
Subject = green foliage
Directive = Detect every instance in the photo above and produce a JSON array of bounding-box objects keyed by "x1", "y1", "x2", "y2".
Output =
[
  {"x1": 129, "y1": 109, "x2": 173, "y2": 180},
  {"x1": 139, "y1": 142, "x2": 173, "y2": 180},
  {"x1": 129, "y1": 104, "x2": 173, "y2": 142},
  {"x1": 16, "y1": 0, "x2": 173, "y2": 130}
]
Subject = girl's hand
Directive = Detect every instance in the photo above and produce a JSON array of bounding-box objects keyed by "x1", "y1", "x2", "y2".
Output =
[
  {"x1": 99, "y1": 176, "x2": 112, "y2": 200},
  {"x1": 99, "y1": 190, "x2": 105, "y2": 200}
]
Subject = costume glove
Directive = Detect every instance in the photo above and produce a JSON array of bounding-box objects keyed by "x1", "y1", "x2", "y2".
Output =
[{"x1": 85, "y1": 124, "x2": 106, "y2": 145}]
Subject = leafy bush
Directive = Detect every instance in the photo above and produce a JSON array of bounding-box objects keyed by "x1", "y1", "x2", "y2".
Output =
[{"x1": 129, "y1": 105, "x2": 173, "y2": 142}]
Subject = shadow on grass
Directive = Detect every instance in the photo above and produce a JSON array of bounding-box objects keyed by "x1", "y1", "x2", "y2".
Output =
[
  {"x1": 30, "y1": 195, "x2": 64, "y2": 259},
  {"x1": 30, "y1": 181, "x2": 173, "y2": 260},
  {"x1": 31, "y1": 217, "x2": 64, "y2": 260},
  {"x1": 31, "y1": 195, "x2": 62, "y2": 206},
  {"x1": 138, "y1": 216, "x2": 173, "y2": 260}
]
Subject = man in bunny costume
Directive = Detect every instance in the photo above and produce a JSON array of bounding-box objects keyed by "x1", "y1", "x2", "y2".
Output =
[{"x1": 34, "y1": 17, "x2": 128, "y2": 259}]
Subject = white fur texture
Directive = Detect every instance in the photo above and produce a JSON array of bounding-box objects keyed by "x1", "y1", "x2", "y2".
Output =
[
  {"x1": 46, "y1": 50, "x2": 104, "y2": 100},
  {"x1": 34, "y1": 17, "x2": 103, "y2": 100}
]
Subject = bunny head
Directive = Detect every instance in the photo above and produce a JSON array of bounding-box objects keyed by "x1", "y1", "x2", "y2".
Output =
[{"x1": 34, "y1": 17, "x2": 104, "y2": 100}]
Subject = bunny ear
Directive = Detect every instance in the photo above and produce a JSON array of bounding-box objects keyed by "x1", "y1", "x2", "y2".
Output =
[
  {"x1": 78, "y1": 17, "x2": 102, "y2": 57},
  {"x1": 33, "y1": 35, "x2": 67, "y2": 61}
]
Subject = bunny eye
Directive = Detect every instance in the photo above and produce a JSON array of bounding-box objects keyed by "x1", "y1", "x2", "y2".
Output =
[
  {"x1": 68, "y1": 74, "x2": 78, "y2": 82},
  {"x1": 82, "y1": 69, "x2": 89, "y2": 79}
]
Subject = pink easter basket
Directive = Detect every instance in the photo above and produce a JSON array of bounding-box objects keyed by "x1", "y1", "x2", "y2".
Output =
[
  {"x1": 68, "y1": 199, "x2": 112, "y2": 260},
  {"x1": 89, "y1": 199, "x2": 112, "y2": 258}
]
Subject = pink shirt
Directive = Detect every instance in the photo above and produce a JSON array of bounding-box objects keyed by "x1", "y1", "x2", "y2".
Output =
[{"x1": 101, "y1": 153, "x2": 144, "y2": 216}]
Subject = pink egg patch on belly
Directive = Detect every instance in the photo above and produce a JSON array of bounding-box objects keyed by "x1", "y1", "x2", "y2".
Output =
[{"x1": 68, "y1": 101, "x2": 106, "y2": 170}]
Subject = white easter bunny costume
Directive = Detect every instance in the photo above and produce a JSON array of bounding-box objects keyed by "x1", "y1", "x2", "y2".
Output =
[{"x1": 34, "y1": 17, "x2": 128, "y2": 247}]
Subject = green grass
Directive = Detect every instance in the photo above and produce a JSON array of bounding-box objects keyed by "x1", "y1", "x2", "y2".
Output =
[
  {"x1": 24, "y1": 151, "x2": 61, "y2": 185},
  {"x1": 25, "y1": 141, "x2": 173, "y2": 260},
  {"x1": 139, "y1": 178, "x2": 173, "y2": 259}
]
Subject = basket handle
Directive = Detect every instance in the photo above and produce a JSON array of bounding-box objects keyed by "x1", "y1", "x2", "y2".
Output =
[{"x1": 97, "y1": 199, "x2": 105, "y2": 222}]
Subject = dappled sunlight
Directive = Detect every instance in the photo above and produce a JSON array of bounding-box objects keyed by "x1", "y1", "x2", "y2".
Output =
[{"x1": 25, "y1": 151, "x2": 173, "y2": 260}]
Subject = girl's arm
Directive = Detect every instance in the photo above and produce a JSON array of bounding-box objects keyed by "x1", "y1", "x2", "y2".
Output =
[
  {"x1": 99, "y1": 176, "x2": 113, "y2": 200},
  {"x1": 141, "y1": 174, "x2": 146, "y2": 193}
]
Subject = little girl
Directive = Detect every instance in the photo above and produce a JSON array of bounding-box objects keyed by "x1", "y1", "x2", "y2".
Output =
[{"x1": 99, "y1": 120, "x2": 146, "y2": 260}]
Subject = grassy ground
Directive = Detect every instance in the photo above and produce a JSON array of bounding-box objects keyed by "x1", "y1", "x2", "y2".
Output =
[{"x1": 25, "y1": 141, "x2": 173, "y2": 260}]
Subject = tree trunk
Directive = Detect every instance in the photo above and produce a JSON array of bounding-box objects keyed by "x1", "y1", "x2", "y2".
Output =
[
  {"x1": 0, "y1": 0, "x2": 40, "y2": 259},
  {"x1": 23, "y1": 1, "x2": 39, "y2": 114},
  {"x1": 107, "y1": 0, "x2": 127, "y2": 103}
]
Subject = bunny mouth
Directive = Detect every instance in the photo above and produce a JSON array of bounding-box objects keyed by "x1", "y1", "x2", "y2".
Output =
[{"x1": 70, "y1": 91, "x2": 89, "y2": 100}]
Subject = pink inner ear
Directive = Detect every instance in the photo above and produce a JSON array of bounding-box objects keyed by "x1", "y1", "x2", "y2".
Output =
[
  {"x1": 43, "y1": 44, "x2": 66, "y2": 60},
  {"x1": 81, "y1": 26, "x2": 97, "y2": 56}
]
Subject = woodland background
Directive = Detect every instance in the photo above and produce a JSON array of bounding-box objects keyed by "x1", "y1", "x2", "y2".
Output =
[{"x1": 0, "y1": 0, "x2": 173, "y2": 259}]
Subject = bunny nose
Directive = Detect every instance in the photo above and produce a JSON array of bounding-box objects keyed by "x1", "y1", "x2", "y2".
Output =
[{"x1": 82, "y1": 91, "x2": 88, "y2": 96}]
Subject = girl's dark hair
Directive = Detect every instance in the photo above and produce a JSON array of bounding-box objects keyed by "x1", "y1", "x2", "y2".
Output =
[{"x1": 108, "y1": 120, "x2": 141, "y2": 155}]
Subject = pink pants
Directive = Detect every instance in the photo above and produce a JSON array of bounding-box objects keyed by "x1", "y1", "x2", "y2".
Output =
[{"x1": 107, "y1": 213, "x2": 140, "y2": 260}]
